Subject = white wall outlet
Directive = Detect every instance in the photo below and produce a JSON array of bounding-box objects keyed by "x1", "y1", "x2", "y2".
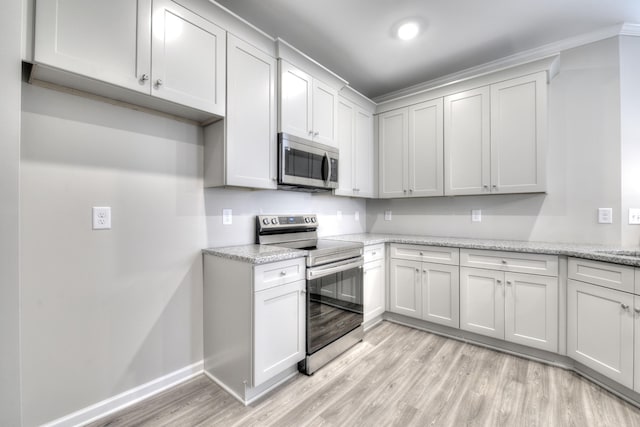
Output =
[
  {"x1": 222, "y1": 208, "x2": 232, "y2": 225},
  {"x1": 355, "y1": 211, "x2": 360, "y2": 222},
  {"x1": 337, "y1": 210, "x2": 342, "y2": 220},
  {"x1": 472, "y1": 209, "x2": 482, "y2": 222},
  {"x1": 92, "y1": 207, "x2": 111, "y2": 230},
  {"x1": 629, "y1": 208, "x2": 640, "y2": 225},
  {"x1": 384, "y1": 210, "x2": 392, "y2": 221},
  {"x1": 598, "y1": 208, "x2": 613, "y2": 224}
]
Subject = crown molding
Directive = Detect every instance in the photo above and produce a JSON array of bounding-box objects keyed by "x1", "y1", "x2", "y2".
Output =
[{"x1": 374, "y1": 22, "x2": 636, "y2": 104}]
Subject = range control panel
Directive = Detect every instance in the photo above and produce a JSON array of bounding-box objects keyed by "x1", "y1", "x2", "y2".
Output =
[{"x1": 257, "y1": 214, "x2": 318, "y2": 230}]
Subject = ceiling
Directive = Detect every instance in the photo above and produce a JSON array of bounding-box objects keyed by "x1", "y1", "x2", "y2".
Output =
[{"x1": 215, "y1": 0, "x2": 640, "y2": 100}]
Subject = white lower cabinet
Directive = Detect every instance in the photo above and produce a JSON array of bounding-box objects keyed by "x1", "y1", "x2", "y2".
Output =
[
  {"x1": 567, "y1": 279, "x2": 634, "y2": 388},
  {"x1": 460, "y1": 266, "x2": 558, "y2": 352},
  {"x1": 363, "y1": 257, "x2": 385, "y2": 324},
  {"x1": 635, "y1": 295, "x2": 640, "y2": 392},
  {"x1": 389, "y1": 244, "x2": 459, "y2": 328},
  {"x1": 254, "y1": 280, "x2": 306, "y2": 386}
]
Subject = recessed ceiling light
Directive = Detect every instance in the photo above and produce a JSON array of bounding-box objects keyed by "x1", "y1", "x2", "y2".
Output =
[{"x1": 397, "y1": 21, "x2": 420, "y2": 41}]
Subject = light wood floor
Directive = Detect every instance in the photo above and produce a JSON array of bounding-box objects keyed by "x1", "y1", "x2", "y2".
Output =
[{"x1": 89, "y1": 321, "x2": 640, "y2": 426}]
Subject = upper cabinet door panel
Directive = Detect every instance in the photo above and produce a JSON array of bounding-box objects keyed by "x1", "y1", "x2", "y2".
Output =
[
  {"x1": 151, "y1": 0, "x2": 226, "y2": 116},
  {"x1": 34, "y1": 0, "x2": 151, "y2": 93},
  {"x1": 491, "y1": 73, "x2": 547, "y2": 193},
  {"x1": 444, "y1": 87, "x2": 491, "y2": 196},
  {"x1": 279, "y1": 61, "x2": 313, "y2": 139},
  {"x1": 354, "y1": 108, "x2": 375, "y2": 197},
  {"x1": 226, "y1": 34, "x2": 277, "y2": 189},
  {"x1": 312, "y1": 80, "x2": 338, "y2": 146},
  {"x1": 408, "y1": 98, "x2": 444, "y2": 197},
  {"x1": 379, "y1": 108, "x2": 408, "y2": 198},
  {"x1": 336, "y1": 99, "x2": 355, "y2": 195}
]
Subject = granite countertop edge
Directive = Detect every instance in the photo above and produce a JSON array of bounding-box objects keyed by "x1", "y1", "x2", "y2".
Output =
[{"x1": 202, "y1": 234, "x2": 640, "y2": 267}]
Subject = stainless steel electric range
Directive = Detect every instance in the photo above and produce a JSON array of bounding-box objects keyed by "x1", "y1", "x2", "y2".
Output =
[{"x1": 256, "y1": 214, "x2": 364, "y2": 375}]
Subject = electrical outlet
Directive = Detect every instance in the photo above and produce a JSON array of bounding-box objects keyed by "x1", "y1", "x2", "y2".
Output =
[
  {"x1": 598, "y1": 208, "x2": 613, "y2": 224},
  {"x1": 92, "y1": 207, "x2": 111, "y2": 230},
  {"x1": 472, "y1": 209, "x2": 482, "y2": 222},
  {"x1": 630, "y1": 208, "x2": 640, "y2": 225},
  {"x1": 384, "y1": 210, "x2": 392, "y2": 221},
  {"x1": 355, "y1": 211, "x2": 360, "y2": 222},
  {"x1": 222, "y1": 209, "x2": 232, "y2": 225}
]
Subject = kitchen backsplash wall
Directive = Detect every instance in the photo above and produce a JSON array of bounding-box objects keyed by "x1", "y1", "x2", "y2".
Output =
[
  {"x1": 204, "y1": 188, "x2": 367, "y2": 247},
  {"x1": 368, "y1": 37, "x2": 634, "y2": 247}
]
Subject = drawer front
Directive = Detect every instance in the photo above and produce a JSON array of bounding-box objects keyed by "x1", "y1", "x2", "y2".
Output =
[
  {"x1": 364, "y1": 244, "x2": 385, "y2": 263},
  {"x1": 254, "y1": 258, "x2": 306, "y2": 291},
  {"x1": 568, "y1": 257, "x2": 634, "y2": 293},
  {"x1": 391, "y1": 244, "x2": 459, "y2": 265},
  {"x1": 460, "y1": 249, "x2": 558, "y2": 276}
]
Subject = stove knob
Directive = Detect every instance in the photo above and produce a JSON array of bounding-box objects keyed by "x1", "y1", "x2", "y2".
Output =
[
  {"x1": 271, "y1": 218, "x2": 278, "y2": 224},
  {"x1": 262, "y1": 218, "x2": 269, "y2": 225},
  {"x1": 305, "y1": 217, "x2": 311, "y2": 223},
  {"x1": 311, "y1": 217, "x2": 316, "y2": 223}
]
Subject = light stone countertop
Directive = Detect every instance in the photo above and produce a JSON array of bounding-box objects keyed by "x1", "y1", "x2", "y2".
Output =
[{"x1": 203, "y1": 233, "x2": 640, "y2": 267}]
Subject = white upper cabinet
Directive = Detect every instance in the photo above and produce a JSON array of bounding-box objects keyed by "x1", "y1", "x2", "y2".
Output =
[
  {"x1": 490, "y1": 73, "x2": 547, "y2": 193},
  {"x1": 279, "y1": 60, "x2": 338, "y2": 147},
  {"x1": 444, "y1": 87, "x2": 491, "y2": 195},
  {"x1": 336, "y1": 96, "x2": 375, "y2": 198},
  {"x1": 151, "y1": 0, "x2": 226, "y2": 116},
  {"x1": 34, "y1": 0, "x2": 226, "y2": 117},
  {"x1": 34, "y1": 0, "x2": 150, "y2": 93},
  {"x1": 379, "y1": 98, "x2": 444, "y2": 198},
  {"x1": 444, "y1": 72, "x2": 547, "y2": 196}
]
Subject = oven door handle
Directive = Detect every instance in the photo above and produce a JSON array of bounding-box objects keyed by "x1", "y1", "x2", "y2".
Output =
[{"x1": 306, "y1": 257, "x2": 363, "y2": 280}]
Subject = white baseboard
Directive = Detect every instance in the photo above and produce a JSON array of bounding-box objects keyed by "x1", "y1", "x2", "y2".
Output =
[{"x1": 42, "y1": 361, "x2": 203, "y2": 427}]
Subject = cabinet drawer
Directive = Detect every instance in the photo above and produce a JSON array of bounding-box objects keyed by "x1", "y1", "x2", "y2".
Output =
[
  {"x1": 364, "y1": 244, "x2": 385, "y2": 263},
  {"x1": 460, "y1": 249, "x2": 558, "y2": 276},
  {"x1": 254, "y1": 258, "x2": 306, "y2": 292},
  {"x1": 390, "y1": 244, "x2": 459, "y2": 265},
  {"x1": 568, "y1": 257, "x2": 634, "y2": 293}
]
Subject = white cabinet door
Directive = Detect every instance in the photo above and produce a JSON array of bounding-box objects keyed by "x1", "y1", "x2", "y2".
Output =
[
  {"x1": 567, "y1": 280, "x2": 634, "y2": 388},
  {"x1": 421, "y1": 262, "x2": 459, "y2": 328},
  {"x1": 151, "y1": 0, "x2": 226, "y2": 116},
  {"x1": 254, "y1": 280, "x2": 305, "y2": 387},
  {"x1": 312, "y1": 79, "x2": 338, "y2": 146},
  {"x1": 226, "y1": 35, "x2": 277, "y2": 189},
  {"x1": 408, "y1": 98, "x2": 444, "y2": 197},
  {"x1": 279, "y1": 61, "x2": 313, "y2": 139},
  {"x1": 444, "y1": 87, "x2": 491, "y2": 196},
  {"x1": 336, "y1": 98, "x2": 355, "y2": 196},
  {"x1": 363, "y1": 258, "x2": 385, "y2": 324},
  {"x1": 505, "y1": 272, "x2": 558, "y2": 352},
  {"x1": 389, "y1": 258, "x2": 422, "y2": 318},
  {"x1": 34, "y1": 0, "x2": 151, "y2": 93},
  {"x1": 354, "y1": 108, "x2": 375, "y2": 198},
  {"x1": 379, "y1": 108, "x2": 408, "y2": 198},
  {"x1": 460, "y1": 267, "x2": 504, "y2": 339},
  {"x1": 490, "y1": 73, "x2": 547, "y2": 194},
  {"x1": 635, "y1": 295, "x2": 640, "y2": 393}
]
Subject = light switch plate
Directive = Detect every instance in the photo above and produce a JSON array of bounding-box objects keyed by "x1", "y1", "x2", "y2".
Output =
[
  {"x1": 92, "y1": 207, "x2": 111, "y2": 230},
  {"x1": 222, "y1": 209, "x2": 232, "y2": 225},
  {"x1": 598, "y1": 208, "x2": 613, "y2": 224},
  {"x1": 472, "y1": 209, "x2": 482, "y2": 222},
  {"x1": 630, "y1": 208, "x2": 640, "y2": 225},
  {"x1": 384, "y1": 210, "x2": 392, "y2": 221}
]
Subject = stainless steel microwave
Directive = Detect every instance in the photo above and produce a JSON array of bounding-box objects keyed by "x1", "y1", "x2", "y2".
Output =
[{"x1": 278, "y1": 133, "x2": 338, "y2": 192}]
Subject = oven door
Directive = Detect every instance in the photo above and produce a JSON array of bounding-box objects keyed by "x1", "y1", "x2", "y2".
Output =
[
  {"x1": 306, "y1": 257, "x2": 363, "y2": 355},
  {"x1": 278, "y1": 133, "x2": 338, "y2": 190}
]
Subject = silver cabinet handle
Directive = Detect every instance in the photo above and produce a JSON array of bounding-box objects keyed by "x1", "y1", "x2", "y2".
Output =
[
  {"x1": 155, "y1": 79, "x2": 163, "y2": 87},
  {"x1": 314, "y1": 131, "x2": 319, "y2": 137},
  {"x1": 308, "y1": 130, "x2": 313, "y2": 136},
  {"x1": 634, "y1": 307, "x2": 640, "y2": 314},
  {"x1": 415, "y1": 268, "x2": 419, "y2": 273},
  {"x1": 483, "y1": 185, "x2": 489, "y2": 189},
  {"x1": 409, "y1": 189, "x2": 413, "y2": 193},
  {"x1": 301, "y1": 289, "x2": 306, "y2": 294},
  {"x1": 419, "y1": 252, "x2": 424, "y2": 256},
  {"x1": 280, "y1": 270, "x2": 287, "y2": 276},
  {"x1": 492, "y1": 185, "x2": 498, "y2": 190},
  {"x1": 501, "y1": 260, "x2": 507, "y2": 264},
  {"x1": 621, "y1": 303, "x2": 630, "y2": 310},
  {"x1": 423, "y1": 269, "x2": 427, "y2": 273},
  {"x1": 140, "y1": 73, "x2": 149, "y2": 82},
  {"x1": 506, "y1": 281, "x2": 512, "y2": 285},
  {"x1": 497, "y1": 279, "x2": 502, "y2": 285}
]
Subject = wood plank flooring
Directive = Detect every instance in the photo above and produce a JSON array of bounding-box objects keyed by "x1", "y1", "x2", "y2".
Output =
[{"x1": 88, "y1": 321, "x2": 640, "y2": 426}]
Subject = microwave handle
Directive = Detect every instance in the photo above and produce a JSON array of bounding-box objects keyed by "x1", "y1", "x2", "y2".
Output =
[{"x1": 322, "y1": 152, "x2": 331, "y2": 182}]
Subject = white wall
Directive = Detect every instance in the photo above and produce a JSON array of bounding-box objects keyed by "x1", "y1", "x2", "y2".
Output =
[
  {"x1": 1, "y1": 0, "x2": 23, "y2": 425},
  {"x1": 204, "y1": 188, "x2": 367, "y2": 246},
  {"x1": 20, "y1": 85, "x2": 207, "y2": 426},
  {"x1": 620, "y1": 35, "x2": 640, "y2": 247},
  {"x1": 367, "y1": 37, "x2": 624, "y2": 246}
]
